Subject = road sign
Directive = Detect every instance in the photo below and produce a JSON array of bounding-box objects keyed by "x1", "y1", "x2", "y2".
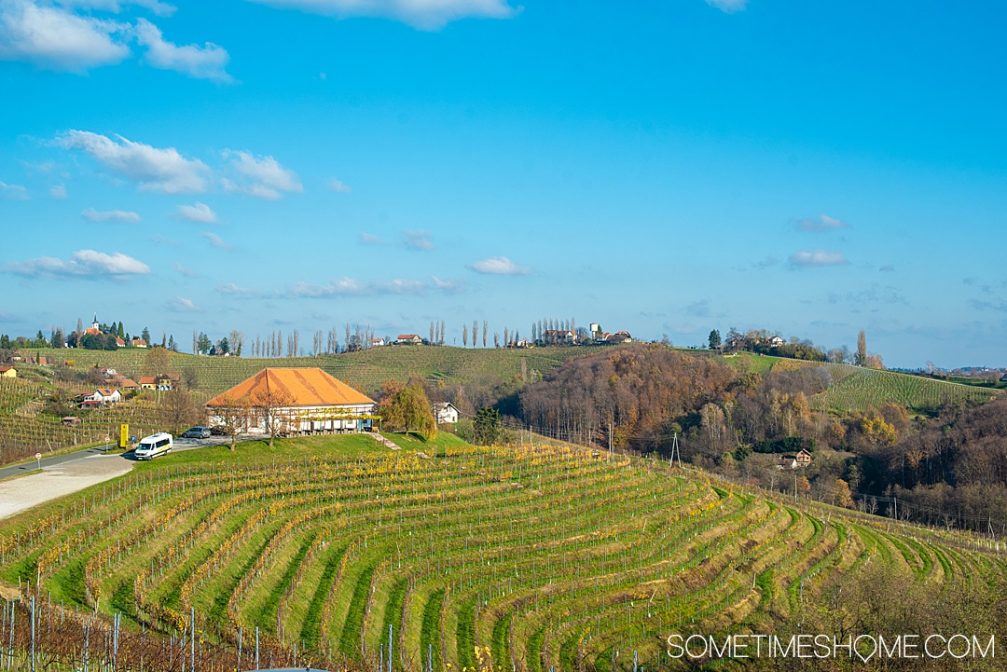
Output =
[
  {"x1": 35, "y1": 452, "x2": 41, "y2": 470},
  {"x1": 119, "y1": 423, "x2": 130, "y2": 449}
]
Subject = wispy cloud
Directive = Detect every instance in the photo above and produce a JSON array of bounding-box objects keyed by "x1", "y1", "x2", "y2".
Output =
[
  {"x1": 217, "y1": 282, "x2": 260, "y2": 297},
  {"x1": 135, "y1": 18, "x2": 232, "y2": 82},
  {"x1": 402, "y1": 229, "x2": 433, "y2": 251},
  {"x1": 290, "y1": 276, "x2": 456, "y2": 298},
  {"x1": 359, "y1": 232, "x2": 384, "y2": 245},
  {"x1": 0, "y1": 181, "x2": 28, "y2": 200},
  {"x1": 789, "y1": 250, "x2": 849, "y2": 268},
  {"x1": 49, "y1": 184, "x2": 67, "y2": 199},
  {"x1": 705, "y1": 0, "x2": 746, "y2": 13},
  {"x1": 5, "y1": 249, "x2": 150, "y2": 277},
  {"x1": 328, "y1": 178, "x2": 351, "y2": 193},
  {"x1": 82, "y1": 207, "x2": 141, "y2": 223},
  {"x1": 58, "y1": 0, "x2": 177, "y2": 16},
  {"x1": 201, "y1": 231, "x2": 232, "y2": 250},
  {"x1": 467, "y1": 256, "x2": 529, "y2": 275},
  {"x1": 795, "y1": 214, "x2": 849, "y2": 232},
  {"x1": 58, "y1": 130, "x2": 209, "y2": 193},
  {"x1": 177, "y1": 201, "x2": 217, "y2": 223},
  {"x1": 173, "y1": 262, "x2": 199, "y2": 278},
  {"x1": 246, "y1": 0, "x2": 517, "y2": 30},
  {"x1": 0, "y1": 0, "x2": 130, "y2": 71},
  {"x1": 222, "y1": 149, "x2": 302, "y2": 199},
  {"x1": 165, "y1": 295, "x2": 199, "y2": 312}
]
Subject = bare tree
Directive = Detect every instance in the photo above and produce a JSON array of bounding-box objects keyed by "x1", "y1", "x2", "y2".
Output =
[
  {"x1": 212, "y1": 395, "x2": 251, "y2": 451},
  {"x1": 162, "y1": 389, "x2": 202, "y2": 436},
  {"x1": 482, "y1": 320, "x2": 488, "y2": 348},
  {"x1": 462, "y1": 323, "x2": 468, "y2": 347},
  {"x1": 251, "y1": 387, "x2": 295, "y2": 447},
  {"x1": 472, "y1": 320, "x2": 478, "y2": 348}
]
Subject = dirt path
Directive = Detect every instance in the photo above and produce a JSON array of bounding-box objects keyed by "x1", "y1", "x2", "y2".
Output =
[{"x1": 0, "y1": 454, "x2": 133, "y2": 520}]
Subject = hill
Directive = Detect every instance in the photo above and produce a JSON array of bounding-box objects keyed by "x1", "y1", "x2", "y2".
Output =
[
  {"x1": 26, "y1": 345, "x2": 595, "y2": 397},
  {"x1": 2, "y1": 435, "x2": 1003, "y2": 671},
  {"x1": 718, "y1": 352, "x2": 1001, "y2": 412}
]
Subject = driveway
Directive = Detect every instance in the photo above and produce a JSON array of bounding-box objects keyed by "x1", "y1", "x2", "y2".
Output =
[{"x1": 0, "y1": 436, "x2": 231, "y2": 520}]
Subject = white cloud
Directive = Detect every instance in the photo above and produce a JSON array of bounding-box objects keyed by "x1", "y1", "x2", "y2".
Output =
[
  {"x1": 246, "y1": 0, "x2": 517, "y2": 30},
  {"x1": 177, "y1": 201, "x2": 217, "y2": 223},
  {"x1": 135, "y1": 18, "x2": 232, "y2": 82},
  {"x1": 222, "y1": 149, "x2": 302, "y2": 199},
  {"x1": 49, "y1": 184, "x2": 67, "y2": 199},
  {"x1": 789, "y1": 250, "x2": 849, "y2": 268},
  {"x1": 82, "y1": 207, "x2": 141, "y2": 222},
  {"x1": 0, "y1": 0, "x2": 130, "y2": 71},
  {"x1": 290, "y1": 276, "x2": 452, "y2": 297},
  {"x1": 218, "y1": 282, "x2": 259, "y2": 296},
  {"x1": 402, "y1": 229, "x2": 433, "y2": 251},
  {"x1": 467, "y1": 256, "x2": 529, "y2": 275},
  {"x1": 705, "y1": 0, "x2": 747, "y2": 13},
  {"x1": 0, "y1": 180, "x2": 29, "y2": 200},
  {"x1": 58, "y1": 0, "x2": 176, "y2": 16},
  {"x1": 328, "y1": 178, "x2": 351, "y2": 193},
  {"x1": 58, "y1": 130, "x2": 209, "y2": 193},
  {"x1": 165, "y1": 295, "x2": 198, "y2": 312},
  {"x1": 201, "y1": 231, "x2": 232, "y2": 250},
  {"x1": 359, "y1": 232, "x2": 384, "y2": 245},
  {"x1": 5, "y1": 249, "x2": 149, "y2": 277},
  {"x1": 796, "y1": 213, "x2": 848, "y2": 232}
]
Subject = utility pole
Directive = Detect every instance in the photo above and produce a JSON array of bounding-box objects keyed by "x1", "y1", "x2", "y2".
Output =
[{"x1": 669, "y1": 432, "x2": 682, "y2": 467}]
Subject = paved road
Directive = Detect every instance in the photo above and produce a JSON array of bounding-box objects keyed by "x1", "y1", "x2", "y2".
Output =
[{"x1": 0, "y1": 436, "x2": 233, "y2": 520}]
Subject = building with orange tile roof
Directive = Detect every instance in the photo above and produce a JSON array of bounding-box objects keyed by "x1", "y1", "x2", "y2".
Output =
[{"x1": 206, "y1": 367, "x2": 376, "y2": 435}]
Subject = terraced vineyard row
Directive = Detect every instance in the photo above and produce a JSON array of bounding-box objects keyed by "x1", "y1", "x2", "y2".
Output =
[{"x1": 2, "y1": 436, "x2": 1002, "y2": 671}]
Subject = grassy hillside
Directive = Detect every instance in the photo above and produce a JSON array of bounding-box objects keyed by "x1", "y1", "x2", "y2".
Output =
[
  {"x1": 2, "y1": 435, "x2": 1003, "y2": 671},
  {"x1": 28, "y1": 345, "x2": 595, "y2": 397},
  {"x1": 718, "y1": 351, "x2": 1001, "y2": 412}
]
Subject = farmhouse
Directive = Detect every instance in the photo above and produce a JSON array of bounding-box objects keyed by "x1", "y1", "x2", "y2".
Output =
[
  {"x1": 433, "y1": 402, "x2": 460, "y2": 424},
  {"x1": 77, "y1": 388, "x2": 121, "y2": 405},
  {"x1": 370, "y1": 337, "x2": 386, "y2": 347},
  {"x1": 394, "y1": 334, "x2": 423, "y2": 345},
  {"x1": 0, "y1": 366, "x2": 16, "y2": 379},
  {"x1": 119, "y1": 378, "x2": 139, "y2": 391},
  {"x1": 131, "y1": 338, "x2": 148, "y2": 348},
  {"x1": 777, "y1": 449, "x2": 814, "y2": 470},
  {"x1": 206, "y1": 367, "x2": 376, "y2": 435},
  {"x1": 138, "y1": 376, "x2": 157, "y2": 390}
]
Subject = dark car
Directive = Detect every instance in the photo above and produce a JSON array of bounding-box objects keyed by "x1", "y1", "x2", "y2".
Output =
[
  {"x1": 209, "y1": 425, "x2": 227, "y2": 436},
  {"x1": 181, "y1": 426, "x2": 211, "y2": 439}
]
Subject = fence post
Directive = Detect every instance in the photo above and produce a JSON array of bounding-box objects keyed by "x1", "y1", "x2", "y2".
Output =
[
  {"x1": 255, "y1": 626, "x2": 260, "y2": 670},
  {"x1": 29, "y1": 596, "x2": 35, "y2": 672}
]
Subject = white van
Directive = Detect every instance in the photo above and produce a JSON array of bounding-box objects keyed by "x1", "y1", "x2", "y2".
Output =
[{"x1": 134, "y1": 432, "x2": 173, "y2": 460}]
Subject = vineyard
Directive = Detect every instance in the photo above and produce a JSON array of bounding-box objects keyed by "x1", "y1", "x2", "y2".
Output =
[
  {"x1": 1, "y1": 435, "x2": 1004, "y2": 671},
  {"x1": 0, "y1": 346, "x2": 595, "y2": 465},
  {"x1": 25, "y1": 345, "x2": 596, "y2": 398},
  {"x1": 812, "y1": 363, "x2": 1002, "y2": 412}
]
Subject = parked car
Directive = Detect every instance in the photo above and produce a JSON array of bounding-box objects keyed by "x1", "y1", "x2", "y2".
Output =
[
  {"x1": 134, "y1": 432, "x2": 173, "y2": 460},
  {"x1": 209, "y1": 425, "x2": 227, "y2": 436},
  {"x1": 181, "y1": 426, "x2": 211, "y2": 439}
]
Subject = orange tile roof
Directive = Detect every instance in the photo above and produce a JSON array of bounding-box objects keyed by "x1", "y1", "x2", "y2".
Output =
[
  {"x1": 139, "y1": 376, "x2": 156, "y2": 385},
  {"x1": 206, "y1": 367, "x2": 375, "y2": 408}
]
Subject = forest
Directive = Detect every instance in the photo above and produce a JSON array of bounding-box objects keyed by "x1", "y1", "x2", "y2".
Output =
[{"x1": 507, "y1": 345, "x2": 1006, "y2": 533}]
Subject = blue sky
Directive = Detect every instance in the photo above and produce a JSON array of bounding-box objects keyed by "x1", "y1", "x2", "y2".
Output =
[{"x1": 1, "y1": 0, "x2": 1005, "y2": 367}]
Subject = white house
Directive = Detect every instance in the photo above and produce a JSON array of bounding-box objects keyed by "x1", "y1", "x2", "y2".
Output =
[
  {"x1": 206, "y1": 367, "x2": 376, "y2": 435},
  {"x1": 394, "y1": 334, "x2": 423, "y2": 345},
  {"x1": 79, "y1": 388, "x2": 122, "y2": 404},
  {"x1": 433, "y1": 402, "x2": 460, "y2": 424}
]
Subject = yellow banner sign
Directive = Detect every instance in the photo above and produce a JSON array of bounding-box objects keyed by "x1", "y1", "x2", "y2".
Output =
[{"x1": 119, "y1": 423, "x2": 129, "y2": 449}]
